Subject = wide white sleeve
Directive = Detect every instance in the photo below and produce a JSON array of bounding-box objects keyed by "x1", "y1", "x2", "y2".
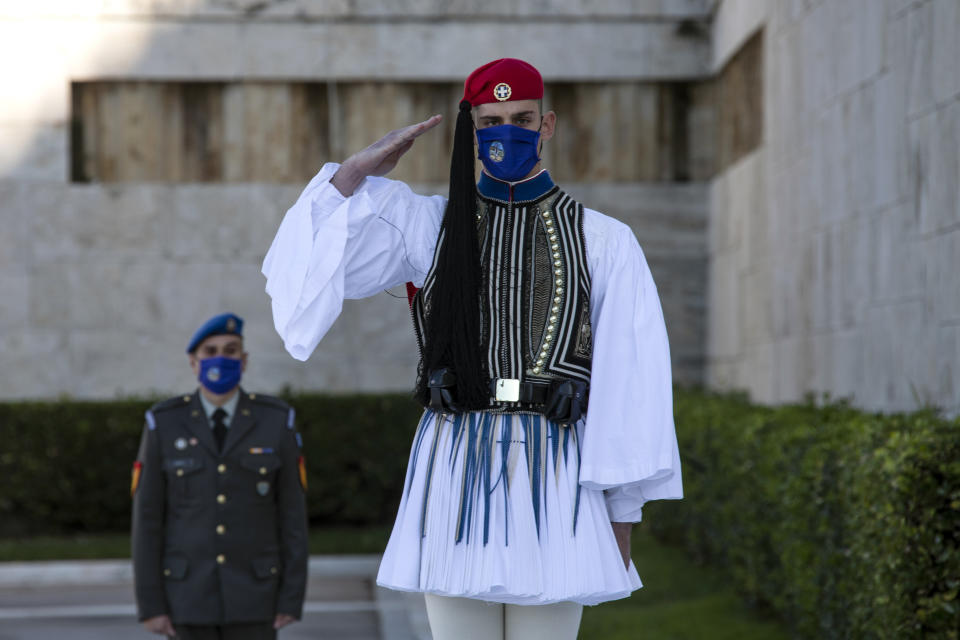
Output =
[
  {"x1": 580, "y1": 216, "x2": 683, "y2": 523},
  {"x1": 261, "y1": 163, "x2": 445, "y2": 361}
]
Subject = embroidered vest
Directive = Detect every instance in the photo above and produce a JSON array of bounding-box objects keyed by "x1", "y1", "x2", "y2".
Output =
[{"x1": 412, "y1": 182, "x2": 593, "y2": 412}]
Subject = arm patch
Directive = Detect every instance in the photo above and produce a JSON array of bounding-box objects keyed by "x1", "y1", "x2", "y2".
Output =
[
  {"x1": 287, "y1": 408, "x2": 296, "y2": 430},
  {"x1": 131, "y1": 461, "x2": 143, "y2": 497},
  {"x1": 298, "y1": 455, "x2": 308, "y2": 491},
  {"x1": 145, "y1": 410, "x2": 156, "y2": 431}
]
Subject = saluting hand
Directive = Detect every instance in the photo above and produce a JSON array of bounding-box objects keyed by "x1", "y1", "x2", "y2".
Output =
[
  {"x1": 143, "y1": 614, "x2": 176, "y2": 637},
  {"x1": 331, "y1": 114, "x2": 444, "y2": 197}
]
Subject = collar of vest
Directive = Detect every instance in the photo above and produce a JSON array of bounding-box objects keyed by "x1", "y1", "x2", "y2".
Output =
[{"x1": 477, "y1": 169, "x2": 555, "y2": 203}]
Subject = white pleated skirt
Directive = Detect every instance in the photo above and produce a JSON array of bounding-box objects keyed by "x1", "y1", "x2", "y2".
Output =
[{"x1": 376, "y1": 410, "x2": 642, "y2": 606}]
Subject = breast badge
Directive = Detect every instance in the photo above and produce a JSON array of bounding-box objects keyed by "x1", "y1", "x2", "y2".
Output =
[{"x1": 248, "y1": 447, "x2": 274, "y2": 454}]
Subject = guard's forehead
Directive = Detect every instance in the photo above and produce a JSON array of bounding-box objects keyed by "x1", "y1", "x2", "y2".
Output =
[
  {"x1": 194, "y1": 334, "x2": 244, "y2": 351},
  {"x1": 475, "y1": 99, "x2": 541, "y2": 118}
]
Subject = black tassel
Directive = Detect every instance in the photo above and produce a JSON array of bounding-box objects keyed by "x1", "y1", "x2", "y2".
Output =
[{"x1": 415, "y1": 100, "x2": 489, "y2": 410}]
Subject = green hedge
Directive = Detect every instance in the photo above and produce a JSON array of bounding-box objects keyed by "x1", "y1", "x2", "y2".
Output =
[
  {"x1": 645, "y1": 390, "x2": 960, "y2": 640},
  {"x1": 2, "y1": 390, "x2": 957, "y2": 638},
  {"x1": 0, "y1": 393, "x2": 422, "y2": 536}
]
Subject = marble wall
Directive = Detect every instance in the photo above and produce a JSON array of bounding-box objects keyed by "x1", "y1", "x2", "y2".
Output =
[
  {"x1": 707, "y1": 0, "x2": 960, "y2": 414},
  {"x1": 0, "y1": 0, "x2": 711, "y2": 398},
  {"x1": 10, "y1": 0, "x2": 952, "y2": 412}
]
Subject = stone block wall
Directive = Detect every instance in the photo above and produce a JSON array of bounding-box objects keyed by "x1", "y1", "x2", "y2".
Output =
[
  {"x1": 0, "y1": 0, "x2": 711, "y2": 399},
  {"x1": 707, "y1": 0, "x2": 960, "y2": 414},
  {"x1": 70, "y1": 80, "x2": 717, "y2": 185}
]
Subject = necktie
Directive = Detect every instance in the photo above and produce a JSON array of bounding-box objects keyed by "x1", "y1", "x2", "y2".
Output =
[{"x1": 212, "y1": 408, "x2": 227, "y2": 452}]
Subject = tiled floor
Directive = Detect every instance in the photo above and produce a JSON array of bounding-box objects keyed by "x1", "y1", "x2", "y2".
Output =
[{"x1": 0, "y1": 557, "x2": 430, "y2": 640}]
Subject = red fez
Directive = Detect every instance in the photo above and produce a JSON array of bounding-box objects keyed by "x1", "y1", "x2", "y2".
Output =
[{"x1": 462, "y1": 58, "x2": 543, "y2": 107}]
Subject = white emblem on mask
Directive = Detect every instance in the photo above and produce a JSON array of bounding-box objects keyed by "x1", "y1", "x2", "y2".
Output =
[
  {"x1": 489, "y1": 141, "x2": 505, "y2": 163},
  {"x1": 207, "y1": 367, "x2": 220, "y2": 382}
]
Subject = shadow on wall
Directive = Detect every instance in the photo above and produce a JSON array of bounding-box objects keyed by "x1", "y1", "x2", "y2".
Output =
[
  {"x1": 0, "y1": 2, "x2": 427, "y2": 399},
  {"x1": 0, "y1": 1, "x2": 712, "y2": 399}
]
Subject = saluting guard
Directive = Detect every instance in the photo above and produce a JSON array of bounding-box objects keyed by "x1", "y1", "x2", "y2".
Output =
[
  {"x1": 131, "y1": 313, "x2": 308, "y2": 640},
  {"x1": 263, "y1": 59, "x2": 683, "y2": 640}
]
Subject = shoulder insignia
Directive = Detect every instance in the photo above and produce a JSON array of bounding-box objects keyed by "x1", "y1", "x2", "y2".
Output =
[
  {"x1": 150, "y1": 394, "x2": 192, "y2": 414},
  {"x1": 287, "y1": 408, "x2": 296, "y2": 430},
  {"x1": 248, "y1": 393, "x2": 291, "y2": 412},
  {"x1": 145, "y1": 410, "x2": 157, "y2": 431}
]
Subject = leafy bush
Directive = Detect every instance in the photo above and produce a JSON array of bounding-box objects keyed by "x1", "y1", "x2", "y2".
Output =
[
  {"x1": 0, "y1": 393, "x2": 422, "y2": 535},
  {"x1": 645, "y1": 390, "x2": 960, "y2": 640},
  {"x1": 3, "y1": 390, "x2": 957, "y2": 639}
]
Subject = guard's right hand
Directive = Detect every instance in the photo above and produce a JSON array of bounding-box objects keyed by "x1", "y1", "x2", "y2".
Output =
[
  {"x1": 612, "y1": 522, "x2": 632, "y2": 570},
  {"x1": 143, "y1": 614, "x2": 176, "y2": 637},
  {"x1": 331, "y1": 114, "x2": 443, "y2": 196}
]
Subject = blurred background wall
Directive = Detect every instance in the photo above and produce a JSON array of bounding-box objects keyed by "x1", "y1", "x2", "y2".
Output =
[
  {"x1": 0, "y1": 0, "x2": 956, "y2": 414},
  {"x1": 708, "y1": 0, "x2": 959, "y2": 414},
  {"x1": 0, "y1": 0, "x2": 712, "y2": 398}
]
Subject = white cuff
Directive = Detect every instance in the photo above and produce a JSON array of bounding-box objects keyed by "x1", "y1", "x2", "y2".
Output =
[{"x1": 603, "y1": 485, "x2": 645, "y2": 523}]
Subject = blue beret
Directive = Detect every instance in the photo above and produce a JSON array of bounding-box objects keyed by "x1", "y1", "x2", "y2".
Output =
[{"x1": 186, "y1": 313, "x2": 244, "y2": 353}]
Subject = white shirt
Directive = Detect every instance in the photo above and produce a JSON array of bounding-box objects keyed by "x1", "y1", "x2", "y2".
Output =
[
  {"x1": 198, "y1": 389, "x2": 240, "y2": 429},
  {"x1": 261, "y1": 163, "x2": 682, "y2": 522}
]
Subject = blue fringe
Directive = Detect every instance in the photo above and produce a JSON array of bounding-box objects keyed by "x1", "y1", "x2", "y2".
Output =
[
  {"x1": 417, "y1": 411, "x2": 444, "y2": 539},
  {"x1": 571, "y1": 425, "x2": 582, "y2": 535},
  {"x1": 497, "y1": 418, "x2": 511, "y2": 545},
  {"x1": 408, "y1": 411, "x2": 433, "y2": 495},
  {"x1": 407, "y1": 410, "x2": 582, "y2": 546}
]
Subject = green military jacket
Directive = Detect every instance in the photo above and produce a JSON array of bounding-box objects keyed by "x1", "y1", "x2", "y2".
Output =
[{"x1": 132, "y1": 389, "x2": 308, "y2": 625}]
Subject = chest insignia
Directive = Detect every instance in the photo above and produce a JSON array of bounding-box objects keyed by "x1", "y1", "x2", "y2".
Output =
[{"x1": 249, "y1": 447, "x2": 274, "y2": 454}]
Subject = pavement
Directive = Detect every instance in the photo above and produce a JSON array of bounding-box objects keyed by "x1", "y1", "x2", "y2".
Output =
[{"x1": 0, "y1": 556, "x2": 432, "y2": 640}]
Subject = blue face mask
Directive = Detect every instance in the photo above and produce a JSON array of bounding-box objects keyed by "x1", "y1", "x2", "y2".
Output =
[
  {"x1": 198, "y1": 356, "x2": 242, "y2": 394},
  {"x1": 475, "y1": 124, "x2": 541, "y2": 182}
]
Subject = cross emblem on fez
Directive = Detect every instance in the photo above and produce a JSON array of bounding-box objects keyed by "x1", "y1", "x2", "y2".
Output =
[{"x1": 494, "y1": 82, "x2": 512, "y2": 101}]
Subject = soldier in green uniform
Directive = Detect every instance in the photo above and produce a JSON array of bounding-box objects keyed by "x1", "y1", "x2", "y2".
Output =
[{"x1": 131, "y1": 313, "x2": 308, "y2": 640}]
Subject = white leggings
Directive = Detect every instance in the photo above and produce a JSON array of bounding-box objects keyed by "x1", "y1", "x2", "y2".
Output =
[{"x1": 423, "y1": 594, "x2": 583, "y2": 640}]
